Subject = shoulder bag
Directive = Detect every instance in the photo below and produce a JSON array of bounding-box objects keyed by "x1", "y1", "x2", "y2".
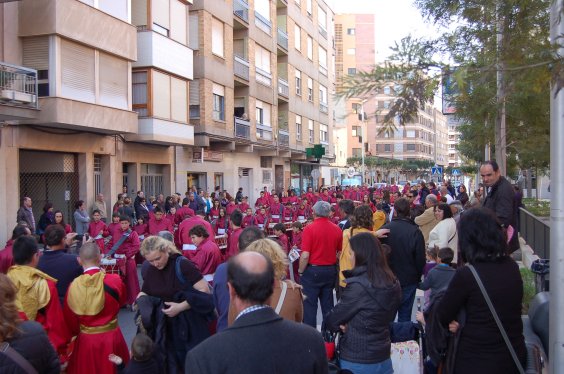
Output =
[
  {"x1": 0, "y1": 342, "x2": 38, "y2": 374},
  {"x1": 274, "y1": 280, "x2": 288, "y2": 314}
]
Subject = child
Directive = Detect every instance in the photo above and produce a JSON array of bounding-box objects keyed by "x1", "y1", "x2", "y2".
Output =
[
  {"x1": 255, "y1": 206, "x2": 269, "y2": 230},
  {"x1": 107, "y1": 213, "x2": 121, "y2": 240},
  {"x1": 109, "y1": 333, "x2": 160, "y2": 374},
  {"x1": 418, "y1": 247, "x2": 456, "y2": 308},
  {"x1": 272, "y1": 223, "x2": 289, "y2": 253},
  {"x1": 88, "y1": 210, "x2": 109, "y2": 252},
  {"x1": 282, "y1": 201, "x2": 295, "y2": 223},
  {"x1": 242, "y1": 207, "x2": 257, "y2": 228},
  {"x1": 134, "y1": 216, "x2": 149, "y2": 241},
  {"x1": 423, "y1": 246, "x2": 439, "y2": 278},
  {"x1": 290, "y1": 221, "x2": 303, "y2": 250}
]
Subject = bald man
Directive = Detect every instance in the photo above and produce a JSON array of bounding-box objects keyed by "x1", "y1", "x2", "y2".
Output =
[
  {"x1": 185, "y1": 252, "x2": 328, "y2": 373},
  {"x1": 63, "y1": 243, "x2": 129, "y2": 374}
]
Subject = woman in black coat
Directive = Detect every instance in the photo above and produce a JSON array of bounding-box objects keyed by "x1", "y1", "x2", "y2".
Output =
[
  {"x1": 437, "y1": 208, "x2": 526, "y2": 374},
  {"x1": 325, "y1": 233, "x2": 401, "y2": 374}
]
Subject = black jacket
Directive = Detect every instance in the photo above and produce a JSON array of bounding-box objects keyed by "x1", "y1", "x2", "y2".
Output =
[
  {"x1": 483, "y1": 176, "x2": 519, "y2": 253},
  {"x1": 325, "y1": 266, "x2": 401, "y2": 364},
  {"x1": 381, "y1": 217, "x2": 426, "y2": 286},
  {"x1": 184, "y1": 307, "x2": 328, "y2": 374},
  {"x1": 0, "y1": 321, "x2": 60, "y2": 374}
]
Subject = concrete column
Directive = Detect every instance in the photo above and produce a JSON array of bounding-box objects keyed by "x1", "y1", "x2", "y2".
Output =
[
  {"x1": 0, "y1": 127, "x2": 20, "y2": 244},
  {"x1": 101, "y1": 154, "x2": 116, "y2": 218},
  {"x1": 78, "y1": 152, "x2": 94, "y2": 208}
]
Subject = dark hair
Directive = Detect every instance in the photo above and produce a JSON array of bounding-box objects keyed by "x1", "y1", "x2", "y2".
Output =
[
  {"x1": 195, "y1": 209, "x2": 206, "y2": 216},
  {"x1": 273, "y1": 223, "x2": 285, "y2": 232},
  {"x1": 182, "y1": 197, "x2": 190, "y2": 206},
  {"x1": 239, "y1": 226, "x2": 266, "y2": 251},
  {"x1": 74, "y1": 200, "x2": 84, "y2": 210},
  {"x1": 458, "y1": 207, "x2": 507, "y2": 264},
  {"x1": 153, "y1": 206, "x2": 163, "y2": 214},
  {"x1": 438, "y1": 247, "x2": 454, "y2": 265},
  {"x1": 426, "y1": 246, "x2": 439, "y2": 261},
  {"x1": 112, "y1": 212, "x2": 120, "y2": 218},
  {"x1": 131, "y1": 333, "x2": 153, "y2": 361},
  {"x1": 350, "y1": 205, "x2": 373, "y2": 230},
  {"x1": 394, "y1": 197, "x2": 411, "y2": 218},
  {"x1": 189, "y1": 224, "x2": 209, "y2": 239},
  {"x1": 230, "y1": 209, "x2": 243, "y2": 227},
  {"x1": 42, "y1": 202, "x2": 53, "y2": 213},
  {"x1": 119, "y1": 215, "x2": 130, "y2": 222},
  {"x1": 410, "y1": 205, "x2": 425, "y2": 220},
  {"x1": 13, "y1": 236, "x2": 39, "y2": 265},
  {"x1": 44, "y1": 224, "x2": 66, "y2": 247},
  {"x1": 338, "y1": 199, "x2": 355, "y2": 215},
  {"x1": 291, "y1": 221, "x2": 303, "y2": 230},
  {"x1": 11, "y1": 224, "x2": 30, "y2": 241},
  {"x1": 434, "y1": 203, "x2": 453, "y2": 219},
  {"x1": 481, "y1": 160, "x2": 500, "y2": 172},
  {"x1": 92, "y1": 209, "x2": 102, "y2": 216},
  {"x1": 227, "y1": 254, "x2": 274, "y2": 304},
  {"x1": 348, "y1": 233, "x2": 396, "y2": 286}
]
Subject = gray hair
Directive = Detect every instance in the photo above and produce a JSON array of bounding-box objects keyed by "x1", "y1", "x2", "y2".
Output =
[
  {"x1": 158, "y1": 230, "x2": 174, "y2": 243},
  {"x1": 425, "y1": 194, "x2": 438, "y2": 204},
  {"x1": 312, "y1": 201, "x2": 332, "y2": 218}
]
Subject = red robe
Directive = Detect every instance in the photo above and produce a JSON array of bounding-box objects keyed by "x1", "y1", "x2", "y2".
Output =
[
  {"x1": 269, "y1": 203, "x2": 284, "y2": 224},
  {"x1": 238, "y1": 202, "x2": 250, "y2": 213},
  {"x1": 276, "y1": 233, "x2": 289, "y2": 253},
  {"x1": 255, "y1": 213, "x2": 269, "y2": 230},
  {"x1": 212, "y1": 216, "x2": 229, "y2": 235},
  {"x1": 108, "y1": 229, "x2": 140, "y2": 305},
  {"x1": 209, "y1": 208, "x2": 220, "y2": 221},
  {"x1": 178, "y1": 216, "x2": 215, "y2": 254},
  {"x1": 283, "y1": 206, "x2": 296, "y2": 222},
  {"x1": 148, "y1": 216, "x2": 173, "y2": 235},
  {"x1": 291, "y1": 231, "x2": 303, "y2": 249},
  {"x1": 134, "y1": 223, "x2": 149, "y2": 239},
  {"x1": 254, "y1": 196, "x2": 269, "y2": 209},
  {"x1": 242, "y1": 214, "x2": 258, "y2": 228},
  {"x1": 88, "y1": 221, "x2": 109, "y2": 252},
  {"x1": 225, "y1": 227, "x2": 243, "y2": 261},
  {"x1": 175, "y1": 206, "x2": 195, "y2": 225},
  {"x1": 106, "y1": 222, "x2": 121, "y2": 240},
  {"x1": 226, "y1": 203, "x2": 238, "y2": 216},
  {"x1": 191, "y1": 238, "x2": 222, "y2": 277},
  {"x1": 64, "y1": 268, "x2": 129, "y2": 374},
  {"x1": 0, "y1": 239, "x2": 14, "y2": 274}
]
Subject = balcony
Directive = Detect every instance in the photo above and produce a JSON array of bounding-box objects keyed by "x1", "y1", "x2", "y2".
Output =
[
  {"x1": 319, "y1": 26, "x2": 328, "y2": 40},
  {"x1": 277, "y1": 28, "x2": 288, "y2": 50},
  {"x1": 278, "y1": 129, "x2": 289, "y2": 148},
  {"x1": 0, "y1": 62, "x2": 39, "y2": 121},
  {"x1": 126, "y1": 118, "x2": 194, "y2": 146},
  {"x1": 234, "y1": 116, "x2": 251, "y2": 139},
  {"x1": 320, "y1": 102, "x2": 328, "y2": 114},
  {"x1": 256, "y1": 123, "x2": 273, "y2": 141},
  {"x1": 255, "y1": 67, "x2": 272, "y2": 87},
  {"x1": 255, "y1": 12, "x2": 272, "y2": 35},
  {"x1": 278, "y1": 78, "x2": 289, "y2": 98},
  {"x1": 233, "y1": 0, "x2": 249, "y2": 23},
  {"x1": 234, "y1": 55, "x2": 250, "y2": 81},
  {"x1": 319, "y1": 65, "x2": 328, "y2": 76},
  {"x1": 134, "y1": 31, "x2": 193, "y2": 79}
]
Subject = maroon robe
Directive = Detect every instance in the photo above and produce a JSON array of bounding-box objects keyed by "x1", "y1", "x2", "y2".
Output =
[{"x1": 108, "y1": 229, "x2": 140, "y2": 305}]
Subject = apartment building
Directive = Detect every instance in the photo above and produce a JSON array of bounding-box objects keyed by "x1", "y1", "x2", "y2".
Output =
[
  {"x1": 179, "y1": 0, "x2": 335, "y2": 202},
  {"x1": 0, "y1": 0, "x2": 194, "y2": 243},
  {"x1": 447, "y1": 116, "x2": 463, "y2": 167}
]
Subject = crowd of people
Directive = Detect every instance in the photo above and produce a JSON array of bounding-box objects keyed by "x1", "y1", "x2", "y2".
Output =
[{"x1": 0, "y1": 160, "x2": 527, "y2": 374}]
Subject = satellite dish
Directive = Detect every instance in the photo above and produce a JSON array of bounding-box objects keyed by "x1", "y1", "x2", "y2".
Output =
[{"x1": 347, "y1": 167, "x2": 356, "y2": 178}]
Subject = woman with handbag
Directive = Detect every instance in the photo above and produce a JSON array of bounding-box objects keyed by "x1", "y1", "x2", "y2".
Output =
[
  {"x1": 325, "y1": 232, "x2": 401, "y2": 374},
  {"x1": 437, "y1": 207, "x2": 526, "y2": 374}
]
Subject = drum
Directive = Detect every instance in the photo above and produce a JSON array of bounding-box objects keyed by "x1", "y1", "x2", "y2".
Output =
[
  {"x1": 100, "y1": 257, "x2": 124, "y2": 278},
  {"x1": 215, "y1": 234, "x2": 228, "y2": 250},
  {"x1": 265, "y1": 223, "x2": 276, "y2": 237},
  {"x1": 284, "y1": 222, "x2": 293, "y2": 231}
]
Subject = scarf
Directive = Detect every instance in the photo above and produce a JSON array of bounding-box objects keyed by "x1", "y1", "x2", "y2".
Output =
[
  {"x1": 66, "y1": 271, "x2": 106, "y2": 316},
  {"x1": 7, "y1": 265, "x2": 56, "y2": 320}
]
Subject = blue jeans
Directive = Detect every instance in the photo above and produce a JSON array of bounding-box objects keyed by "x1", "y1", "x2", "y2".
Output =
[
  {"x1": 301, "y1": 265, "x2": 337, "y2": 327},
  {"x1": 340, "y1": 358, "x2": 394, "y2": 374},
  {"x1": 397, "y1": 284, "x2": 417, "y2": 322}
]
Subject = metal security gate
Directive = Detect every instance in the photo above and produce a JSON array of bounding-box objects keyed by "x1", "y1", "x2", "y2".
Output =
[
  {"x1": 141, "y1": 164, "x2": 164, "y2": 199},
  {"x1": 19, "y1": 150, "x2": 79, "y2": 229}
]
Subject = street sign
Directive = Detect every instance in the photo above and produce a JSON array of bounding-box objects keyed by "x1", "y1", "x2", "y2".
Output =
[
  {"x1": 311, "y1": 169, "x2": 321, "y2": 179},
  {"x1": 431, "y1": 166, "x2": 443, "y2": 176},
  {"x1": 347, "y1": 167, "x2": 356, "y2": 178},
  {"x1": 452, "y1": 168, "x2": 461, "y2": 176}
]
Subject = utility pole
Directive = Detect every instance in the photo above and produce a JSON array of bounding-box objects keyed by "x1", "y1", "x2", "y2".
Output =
[
  {"x1": 495, "y1": 1, "x2": 507, "y2": 176},
  {"x1": 549, "y1": 1, "x2": 564, "y2": 371}
]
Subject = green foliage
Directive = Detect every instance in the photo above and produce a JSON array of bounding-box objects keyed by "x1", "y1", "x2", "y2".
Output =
[
  {"x1": 520, "y1": 267, "x2": 536, "y2": 313},
  {"x1": 522, "y1": 198, "x2": 550, "y2": 216},
  {"x1": 346, "y1": 156, "x2": 434, "y2": 171}
]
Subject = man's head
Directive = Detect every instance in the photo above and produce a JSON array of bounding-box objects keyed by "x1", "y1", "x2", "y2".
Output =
[
  {"x1": 21, "y1": 197, "x2": 32, "y2": 208},
  {"x1": 239, "y1": 226, "x2": 266, "y2": 251},
  {"x1": 227, "y1": 252, "x2": 274, "y2": 310},
  {"x1": 154, "y1": 206, "x2": 164, "y2": 220},
  {"x1": 13, "y1": 236, "x2": 39, "y2": 267},
  {"x1": 195, "y1": 209, "x2": 206, "y2": 217},
  {"x1": 312, "y1": 201, "x2": 331, "y2": 218},
  {"x1": 11, "y1": 224, "x2": 31, "y2": 241},
  {"x1": 137, "y1": 191, "x2": 144, "y2": 198},
  {"x1": 79, "y1": 242, "x2": 101, "y2": 268},
  {"x1": 440, "y1": 186, "x2": 449, "y2": 196},
  {"x1": 44, "y1": 224, "x2": 66, "y2": 248},
  {"x1": 394, "y1": 197, "x2": 411, "y2": 219},
  {"x1": 230, "y1": 209, "x2": 243, "y2": 228},
  {"x1": 480, "y1": 161, "x2": 501, "y2": 187},
  {"x1": 425, "y1": 194, "x2": 438, "y2": 208},
  {"x1": 338, "y1": 199, "x2": 355, "y2": 216},
  {"x1": 273, "y1": 194, "x2": 279, "y2": 203},
  {"x1": 96, "y1": 193, "x2": 104, "y2": 202}
]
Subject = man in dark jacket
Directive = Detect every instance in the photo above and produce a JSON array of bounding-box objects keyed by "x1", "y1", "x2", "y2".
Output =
[
  {"x1": 380, "y1": 197, "x2": 426, "y2": 322},
  {"x1": 480, "y1": 160, "x2": 520, "y2": 253},
  {"x1": 185, "y1": 252, "x2": 328, "y2": 373}
]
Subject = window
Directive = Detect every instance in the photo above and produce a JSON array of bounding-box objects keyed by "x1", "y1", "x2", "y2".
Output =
[
  {"x1": 352, "y1": 148, "x2": 362, "y2": 157},
  {"x1": 295, "y1": 69, "x2": 302, "y2": 95},
  {"x1": 383, "y1": 100, "x2": 390, "y2": 109},
  {"x1": 212, "y1": 18, "x2": 224, "y2": 57},
  {"x1": 320, "y1": 124, "x2": 328, "y2": 143},
  {"x1": 255, "y1": 44, "x2": 271, "y2": 73},
  {"x1": 153, "y1": 70, "x2": 171, "y2": 118},
  {"x1": 306, "y1": 0, "x2": 312, "y2": 15},
  {"x1": 294, "y1": 25, "x2": 301, "y2": 51},
  {"x1": 406, "y1": 130, "x2": 416, "y2": 138},
  {"x1": 384, "y1": 86, "x2": 391, "y2": 95},
  {"x1": 319, "y1": 84, "x2": 327, "y2": 104},
  {"x1": 255, "y1": 0, "x2": 270, "y2": 21},
  {"x1": 307, "y1": 36, "x2": 313, "y2": 60},
  {"x1": 99, "y1": 52, "x2": 128, "y2": 109},
  {"x1": 189, "y1": 14, "x2": 199, "y2": 50},
  {"x1": 317, "y1": 6, "x2": 327, "y2": 31},
  {"x1": 23, "y1": 37, "x2": 49, "y2": 97},
  {"x1": 318, "y1": 46, "x2": 327, "y2": 74},
  {"x1": 152, "y1": 0, "x2": 170, "y2": 36},
  {"x1": 170, "y1": 0, "x2": 188, "y2": 45},
  {"x1": 384, "y1": 144, "x2": 391, "y2": 152},
  {"x1": 61, "y1": 40, "x2": 95, "y2": 103},
  {"x1": 347, "y1": 28, "x2": 355, "y2": 35},
  {"x1": 189, "y1": 79, "x2": 200, "y2": 118},
  {"x1": 308, "y1": 119, "x2": 314, "y2": 143},
  {"x1": 296, "y1": 115, "x2": 302, "y2": 141},
  {"x1": 352, "y1": 126, "x2": 360, "y2": 137},
  {"x1": 347, "y1": 68, "x2": 356, "y2": 75},
  {"x1": 256, "y1": 100, "x2": 271, "y2": 126},
  {"x1": 132, "y1": 71, "x2": 148, "y2": 116},
  {"x1": 346, "y1": 48, "x2": 355, "y2": 55},
  {"x1": 307, "y1": 77, "x2": 313, "y2": 101},
  {"x1": 352, "y1": 103, "x2": 361, "y2": 114},
  {"x1": 406, "y1": 144, "x2": 416, "y2": 151},
  {"x1": 212, "y1": 83, "x2": 225, "y2": 121}
]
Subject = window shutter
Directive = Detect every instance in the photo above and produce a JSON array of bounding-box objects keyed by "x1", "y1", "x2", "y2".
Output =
[
  {"x1": 189, "y1": 79, "x2": 200, "y2": 105},
  {"x1": 61, "y1": 40, "x2": 95, "y2": 102},
  {"x1": 99, "y1": 52, "x2": 128, "y2": 109},
  {"x1": 152, "y1": 71, "x2": 171, "y2": 119},
  {"x1": 212, "y1": 83, "x2": 225, "y2": 96},
  {"x1": 189, "y1": 14, "x2": 199, "y2": 50},
  {"x1": 170, "y1": 0, "x2": 187, "y2": 45},
  {"x1": 23, "y1": 37, "x2": 49, "y2": 71},
  {"x1": 171, "y1": 77, "x2": 187, "y2": 122},
  {"x1": 131, "y1": 0, "x2": 147, "y2": 27},
  {"x1": 212, "y1": 18, "x2": 224, "y2": 57},
  {"x1": 153, "y1": 0, "x2": 170, "y2": 29}
]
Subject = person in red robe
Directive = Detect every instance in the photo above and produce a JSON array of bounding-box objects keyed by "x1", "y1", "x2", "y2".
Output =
[
  {"x1": 210, "y1": 200, "x2": 221, "y2": 221},
  {"x1": 64, "y1": 242, "x2": 129, "y2": 374},
  {"x1": 178, "y1": 211, "x2": 215, "y2": 256},
  {"x1": 212, "y1": 208, "x2": 229, "y2": 236},
  {"x1": 106, "y1": 213, "x2": 122, "y2": 241},
  {"x1": 282, "y1": 202, "x2": 296, "y2": 223},
  {"x1": 188, "y1": 225, "x2": 222, "y2": 282},
  {"x1": 147, "y1": 206, "x2": 174, "y2": 235},
  {"x1": 88, "y1": 210, "x2": 109, "y2": 252},
  {"x1": 238, "y1": 196, "x2": 250, "y2": 214},
  {"x1": 242, "y1": 208, "x2": 258, "y2": 228},
  {"x1": 225, "y1": 210, "x2": 243, "y2": 261},
  {"x1": 226, "y1": 199, "x2": 238, "y2": 216},
  {"x1": 255, "y1": 207, "x2": 269, "y2": 230},
  {"x1": 8, "y1": 236, "x2": 71, "y2": 363},
  {"x1": 107, "y1": 216, "x2": 140, "y2": 306},
  {"x1": 133, "y1": 216, "x2": 149, "y2": 240},
  {"x1": 175, "y1": 204, "x2": 195, "y2": 226},
  {"x1": 269, "y1": 194, "x2": 285, "y2": 224},
  {"x1": 0, "y1": 225, "x2": 31, "y2": 274},
  {"x1": 254, "y1": 191, "x2": 269, "y2": 210},
  {"x1": 272, "y1": 223, "x2": 289, "y2": 253}
]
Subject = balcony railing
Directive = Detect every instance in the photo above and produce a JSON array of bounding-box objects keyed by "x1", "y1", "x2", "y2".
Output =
[
  {"x1": 319, "y1": 26, "x2": 328, "y2": 39},
  {"x1": 234, "y1": 116, "x2": 251, "y2": 139},
  {"x1": 278, "y1": 78, "x2": 289, "y2": 97},
  {"x1": 255, "y1": 67, "x2": 272, "y2": 87},
  {"x1": 255, "y1": 12, "x2": 272, "y2": 34},
  {"x1": 233, "y1": 0, "x2": 249, "y2": 23},
  {"x1": 277, "y1": 28, "x2": 288, "y2": 50},
  {"x1": 320, "y1": 102, "x2": 328, "y2": 114},
  {"x1": 256, "y1": 123, "x2": 273, "y2": 141},
  {"x1": 0, "y1": 62, "x2": 38, "y2": 109},
  {"x1": 234, "y1": 55, "x2": 250, "y2": 81},
  {"x1": 319, "y1": 65, "x2": 328, "y2": 76},
  {"x1": 278, "y1": 129, "x2": 290, "y2": 148}
]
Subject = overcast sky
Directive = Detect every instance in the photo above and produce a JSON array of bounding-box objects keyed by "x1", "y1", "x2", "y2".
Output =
[{"x1": 330, "y1": 0, "x2": 438, "y2": 62}]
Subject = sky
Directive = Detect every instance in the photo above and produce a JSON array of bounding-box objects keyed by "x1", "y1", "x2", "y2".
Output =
[{"x1": 330, "y1": 0, "x2": 439, "y2": 62}]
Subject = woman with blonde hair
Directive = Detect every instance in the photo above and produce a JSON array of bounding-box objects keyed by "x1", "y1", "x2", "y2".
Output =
[
  {"x1": 0, "y1": 273, "x2": 60, "y2": 373},
  {"x1": 227, "y1": 238, "x2": 303, "y2": 325}
]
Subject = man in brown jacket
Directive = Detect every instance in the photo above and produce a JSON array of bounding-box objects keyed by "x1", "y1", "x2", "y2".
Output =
[{"x1": 414, "y1": 193, "x2": 439, "y2": 246}]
